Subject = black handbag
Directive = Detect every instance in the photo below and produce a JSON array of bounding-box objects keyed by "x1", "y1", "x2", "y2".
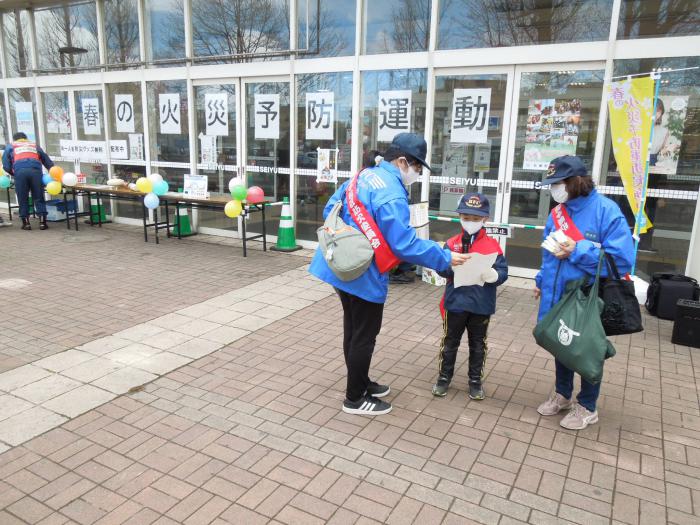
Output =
[{"x1": 598, "y1": 254, "x2": 644, "y2": 336}]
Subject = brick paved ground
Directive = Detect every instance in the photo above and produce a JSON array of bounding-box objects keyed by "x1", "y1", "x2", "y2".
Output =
[
  {"x1": 0, "y1": 223, "x2": 304, "y2": 373},
  {"x1": 1, "y1": 222, "x2": 699, "y2": 524}
]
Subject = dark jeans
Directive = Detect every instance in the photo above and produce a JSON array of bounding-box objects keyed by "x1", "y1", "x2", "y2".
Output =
[
  {"x1": 14, "y1": 169, "x2": 46, "y2": 218},
  {"x1": 336, "y1": 288, "x2": 384, "y2": 402},
  {"x1": 437, "y1": 311, "x2": 490, "y2": 386},
  {"x1": 555, "y1": 359, "x2": 601, "y2": 412}
]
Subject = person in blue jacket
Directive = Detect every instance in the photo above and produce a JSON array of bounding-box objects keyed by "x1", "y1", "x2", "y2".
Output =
[
  {"x1": 432, "y1": 193, "x2": 508, "y2": 401},
  {"x1": 534, "y1": 156, "x2": 634, "y2": 430},
  {"x1": 309, "y1": 133, "x2": 470, "y2": 416},
  {"x1": 2, "y1": 132, "x2": 55, "y2": 230}
]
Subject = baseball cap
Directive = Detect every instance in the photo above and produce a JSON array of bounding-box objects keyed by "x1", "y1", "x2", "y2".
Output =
[
  {"x1": 456, "y1": 192, "x2": 490, "y2": 217},
  {"x1": 543, "y1": 155, "x2": 587, "y2": 185},
  {"x1": 389, "y1": 133, "x2": 432, "y2": 171}
]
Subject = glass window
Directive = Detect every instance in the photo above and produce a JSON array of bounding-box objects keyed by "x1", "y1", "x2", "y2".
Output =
[
  {"x1": 429, "y1": 74, "x2": 508, "y2": 242},
  {"x1": 359, "y1": 69, "x2": 428, "y2": 201},
  {"x1": 79, "y1": 162, "x2": 109, "y2": 185},
  {"x1": 144, "y1": 0, "x2": 186, "y2": 63},
  {"x1": 298, "y1": 0, "x2": 355, "y2": 58},
  {"x1": 506, "y1": 69, "x2": 605, "y2": 270},
  {"x1": 295, "y1": 72, "x2": 353, "y2": 242},
  {"x1": 3, "y1": 9, "x2": 32, "y2": 77},
  {"x1": 41, "y1": 91, "x2": 72, "y2": 157},
  {"x1": 34, "y1": 2, "x2": 100, "y2": 74},
  {"x1": 363, "y1": 0, "x2": 431, "y2": 54},
  {"x1": 600, "y1": 57, "x2": 700, "y2": 278},
  {"x1": 245, "y1": 81, "x2": 291, "y2": 237},
  {"x1": 9, "y1": 88, "x2": 38, "y2": 143},
  {"x1": 147, "y1": 80, "x2": 189, "y2": 163},
  {"x1": 106, "y1": 82, "x2": 146, "y2": 163},
  {"x1": 113, "y1": 164, "x2": 147, "y2": 219},
  {"x1": 191, "y1": 0, "x2": 290, "y2": 62},
  {"x1": 618, "y1": 0, "x2": 700, "y2": 39},
  {"x1": 0, "y1": 98, "x2": 9, "y2": 145},
  {"x1": 194, "y1": 83, "x2": 237, "y2": 186},
  {"x1": 438, "y1": 1, "x2": 611, "y2": 49},
  {"x1": 105, "y1": 0, "x2": 141, "y2": 65}
]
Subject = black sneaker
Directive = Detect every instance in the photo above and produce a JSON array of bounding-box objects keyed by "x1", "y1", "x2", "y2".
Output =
[
  {"x1": 366, "y1": 381, "x2": 390, "y2": 398},
  {"x1": 389, "y1": 272, "x2": 415, "y2": 284},
  {"x1": 342, "y1": 395, "x2": 392, "y2": 415},
  {"x1": 469, "y1": 384, "x2": 485, "y2": 400},
  {"x1": 432, "y1": 378, "x2": 450, "y2": 397}
]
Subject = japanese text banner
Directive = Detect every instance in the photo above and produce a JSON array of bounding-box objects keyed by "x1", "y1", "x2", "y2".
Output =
[{"x1": 607, "y1": 77, "x2": 654, "y2": 235}]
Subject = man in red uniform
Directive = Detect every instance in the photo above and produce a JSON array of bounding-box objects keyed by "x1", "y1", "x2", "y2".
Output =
[{"x1": 2, "y1": 132, "x2": 54, "y2": 230}]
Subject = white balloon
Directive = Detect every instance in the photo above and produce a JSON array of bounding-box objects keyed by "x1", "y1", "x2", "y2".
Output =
[
  {"x1": 148, "y1": 173, "x2": 163, "y2": 184},
  {"x1": 228, "y1": 177, "x2": 242, "y2": 193},
  {"x1": 62, "y1": 172, "x2": 78, "y2": 187},
  {"x1": 128, "y1": 183, "x2": 137, "y2": 191}
]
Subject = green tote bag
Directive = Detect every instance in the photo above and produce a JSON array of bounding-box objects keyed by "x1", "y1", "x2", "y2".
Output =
[{"x1": 533, "y1": 250, "x2": 615, "y2": 384}]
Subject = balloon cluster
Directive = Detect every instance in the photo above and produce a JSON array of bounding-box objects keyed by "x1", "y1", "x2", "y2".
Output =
[
  {"x1": 42, "y1": 166, "x2": 79, "y2": 195},
  {"x1": 0, "y1": 168, "x2": 9, "y2": 189},
  {"x1": 136, "y1": 173, "x2": 169, "y2": 210},
  {"x1": 225, "y1": 177, "x2": 265, "y2": 218}
]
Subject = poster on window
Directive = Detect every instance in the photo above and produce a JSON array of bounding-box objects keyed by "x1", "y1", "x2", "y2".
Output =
[
  {"x1": 81, "y1": 98, "x2": 101, "y2": 135},
  {"x1": 199, "y1": 133, "x2": 217, "y2": 165},
  {"x1": 450, "y1": 89, "x2": 491, "y2": 144},
  {"x1": 183, "y1": 173, "x2": 208, "y2": 198},
  {"x1": 15, "y1": 102, "x2": 36, "y2": 142},
  {"x1": 316, "y1": 148, "x2": 338, "y2": 183},
  {"x1": 159, "y1": 93, "x2": 181, "y2": 135},
  {"x1": 649, "y1": 95, "x2": 688, "y2": 175},
  {"x1": 306, "y1": 92, "x2": 334, "y2": 140},
  {"x1": 128, "y1": 133, "x2": 144, "y2": 160},
  {"x1": 115, "y1": 94, "x2": 135, "y2": 134},
  {"x1": 378, "y1": 90, "x2": 412, "y2": 142},
  {"x1": 523, "y1": 98, "x2": 580, "y2": 170},
  {"x1": 254, "y1": 94, "x2": 280, "y2": 140},
  {"x1": 205, "y1": 93, "x2": 228, "y2": 136}
]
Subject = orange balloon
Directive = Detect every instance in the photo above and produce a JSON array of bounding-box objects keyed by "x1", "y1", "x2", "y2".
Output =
[{"x1": 49, "y1": 166, "x2": 64, "y2": 182}]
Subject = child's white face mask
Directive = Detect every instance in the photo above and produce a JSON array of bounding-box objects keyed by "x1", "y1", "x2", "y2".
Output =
[{"x1": 461, "y1": 220, "x2": 483, "y2": 235}]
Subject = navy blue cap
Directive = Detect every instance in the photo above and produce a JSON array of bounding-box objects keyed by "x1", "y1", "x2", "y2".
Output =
[
  {"x1": 543, "y1": 155, "x2": 587, "y2": 184},
  {"x1": 389, "y1": 133, "x2": 432, "y2": 171},
  {"x1": 456, "y1": 193, "x2": 490, "y2": 217}
]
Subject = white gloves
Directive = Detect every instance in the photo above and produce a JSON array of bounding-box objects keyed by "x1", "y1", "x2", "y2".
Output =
[{"x1": 481, "y1": 268, "x2": 499, "y2": 284}]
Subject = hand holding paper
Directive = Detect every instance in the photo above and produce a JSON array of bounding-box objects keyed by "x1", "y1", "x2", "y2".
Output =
[{"x1": 453, "y1": 252, "x2": 499, "y2": 287}]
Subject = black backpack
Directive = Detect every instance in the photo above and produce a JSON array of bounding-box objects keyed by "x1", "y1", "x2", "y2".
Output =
[{"x1": 646, "y1": 273, "x2": 700, "y2": 320}]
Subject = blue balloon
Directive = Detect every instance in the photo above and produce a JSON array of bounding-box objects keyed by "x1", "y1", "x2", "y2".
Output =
[
  {"x1": 153, "y1": 180, "x2": 169, "y2": 196},
  {"x1": 143, "y1": 192, "x2": 160, "y2": 210},
  {"x1": 42, "y1": 173, "x2": 53, "y2": 185},
  {"x1": 0, "y1": 175, "x2": 10, "y2": 189}
]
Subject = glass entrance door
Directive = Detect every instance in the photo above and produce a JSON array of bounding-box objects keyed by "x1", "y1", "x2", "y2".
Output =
[
  {"x1": 501, "y1": 65, "x2": 606, "y2": 276},
  {"x1": 428, "y1": 68, "x2": 513, "y2": 241}
]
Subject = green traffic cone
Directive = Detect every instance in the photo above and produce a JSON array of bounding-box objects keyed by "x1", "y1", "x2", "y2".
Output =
[
  {"x1": 172, "y1": 206, "x2": 193, "y2": 236},
  {"x1": 271, "y1": 197, "x2": 301, "y2": 252},
  {"x1": 90, "y1": 196, "x2": 107, "y2": 222}
]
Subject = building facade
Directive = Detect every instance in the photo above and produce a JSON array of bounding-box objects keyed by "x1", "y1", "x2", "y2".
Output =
[{"x1": 0, "y1": 0, "x2": 699, "y2": 280}]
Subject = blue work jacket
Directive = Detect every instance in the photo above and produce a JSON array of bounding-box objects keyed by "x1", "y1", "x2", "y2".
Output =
[{"x1": 2, "y1": 141, "x2": 53, "y2": 176}]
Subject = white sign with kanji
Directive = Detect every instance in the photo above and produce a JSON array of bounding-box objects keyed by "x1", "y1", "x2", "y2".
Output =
[
  {"x1": 159, "y1": 93, "x2": 181, "y2": 135},
  {"x1": 254, "y1": 94, "x2": 280, "y2": 140},
  {"x1": 115, "y1": 94, "x2": 135, "y2": 133},
  {"x1": 451, "y1": 88, "x2": 491, "y2": 144},
  {"x1": 205, "y1": 93, "x2": 228, "y2": 136},
  {"x1": 306, "y1": 92, "x2": 334, "y2": 140},
  {"x1": 377, "y1": 90, "x2": 412, "y2": 142},
  {"x1": 81, "y1": 98, "x2": 101, "y2": 135}
]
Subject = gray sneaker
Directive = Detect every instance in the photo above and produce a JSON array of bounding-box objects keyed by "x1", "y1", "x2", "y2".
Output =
[
  {"x1": 431, "y1": 378, "x2": 450, "y2": 397},
  {"x1": 560, "y1": 403, "x2": 599, "y2": 430},
  {"x1": 537, "y1": 391, "x2": 573, "y2": 416}
]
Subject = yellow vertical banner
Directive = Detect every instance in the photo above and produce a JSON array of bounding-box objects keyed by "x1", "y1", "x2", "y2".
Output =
[{"x1": 607, "y1": 76, "x2": 654, "y2": 235}]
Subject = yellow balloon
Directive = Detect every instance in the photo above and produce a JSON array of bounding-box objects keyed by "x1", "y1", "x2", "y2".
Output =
[
  {"x1": 46, "y1": 181, "x2": 62, "y2": 195},
  {"x1": 224, "y1": 200, "x2": 243, "y2": 218},
  {"x1": 135, "y1": 177, "x2": 153, "y2": 193}
]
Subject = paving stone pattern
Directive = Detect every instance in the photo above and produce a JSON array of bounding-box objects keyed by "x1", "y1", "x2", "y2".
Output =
[{"x1": 1, "y1": 222, "x2": 699, "y2": 524}]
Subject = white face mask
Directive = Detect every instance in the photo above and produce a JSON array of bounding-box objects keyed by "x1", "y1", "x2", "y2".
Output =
[
  {"x1": 461, "y1": 220, "x2": 483, "y2": 235},
  {"x1": 399, "y1": 158, "x2": 421, "y2": 186},
  {"x1": 550, "y1": 182, "x2": 569, "y2": 203}
]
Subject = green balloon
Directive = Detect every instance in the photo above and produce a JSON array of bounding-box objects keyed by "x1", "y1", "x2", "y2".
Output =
[{"x1": 231, "y1": 185, "x2": 247, "y2": 201}]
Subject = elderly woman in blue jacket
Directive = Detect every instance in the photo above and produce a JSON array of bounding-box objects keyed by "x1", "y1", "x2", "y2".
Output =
[
  {"x1": 534, "y1": 156, "x2": 634, "y2": 430},
  {"x1": 309, "y1": 133, "x2": 469, "y2": 416}
]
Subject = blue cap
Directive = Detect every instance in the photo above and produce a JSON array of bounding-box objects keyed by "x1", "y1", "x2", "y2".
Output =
[
  {"x1": 543, "y1": 155, "x2": 587, "y2": 185},
  {"x1": 388, "y1": 133, "x2": 432, "y2": 171},
  {"x1": 456, "y1": 193, "x2": 490, "y2": 217}
]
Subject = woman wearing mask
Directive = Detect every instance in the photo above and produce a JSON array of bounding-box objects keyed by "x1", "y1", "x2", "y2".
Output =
[
  {"x1": 534, "y1": 155, "x2": 634, "y2": 430},
  {"x1": 309, "y1": 133, "x2": 469, "y2": 416}
]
